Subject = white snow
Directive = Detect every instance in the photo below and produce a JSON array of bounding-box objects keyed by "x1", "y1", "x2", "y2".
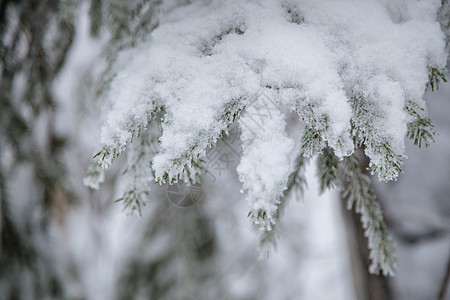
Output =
[
  {"x1": 97, "y1": 0, "x2": 445, "y2": 183},
  {"x1": 93, "y1": 0, "x2": 447, "y2": 231}
]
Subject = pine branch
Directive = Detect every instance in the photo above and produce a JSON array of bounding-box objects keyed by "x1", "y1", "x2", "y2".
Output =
[
  {"x1": 405, "y1": 100, "x2": 436, "y2": 148},
  {"x1": 350, "y1": 95, "x2": 405, "y2": 181},
  {"x1": 106, "y1": 0, "x2": 131, "y2": 42},
  {"x1": 300, "y1": 126, "x2": 325, "y2": 158},
  {"x1": 407, "y1": 117, "x2": 436, "y2": 148},
  {"x1": 181, "y1": 159, "x2": 205, "y2": 185},
  {"x1": 316, "y1": 146, "x2": 339, "y2": 194},
  {"x1": 89, "y1": 0, "x2": 103, "y2": 37},
  {"x1": 367, "y1": 140, "x2": 405, "y2": 182},
  {"x1": 116, "y1": 188, "x2": 149, "y2": 217},
  {"x1": 339, "y1": 155, "x2": 397, "y2": 276},
  {"x1": 155, "y1": 98, "x2": 245, "y2": 184},
  {"x1": 83, "y1": 159, "x2": 105, "y2": 190},
  {"x1": 115, "y1": 127, "x2": 160, "y2": 215},
  {"x1": 257, "y1": 152, "x2": 308, "y2": 258},
  {"x1": 426, "y1": 67, "x2": 447, "y2": 92},
  {"x1": 97, "y1": 104, "x2": 163, "y2": 170}
]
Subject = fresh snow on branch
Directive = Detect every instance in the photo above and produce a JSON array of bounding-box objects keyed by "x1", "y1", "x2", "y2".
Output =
[{"x1": 85, "y1": 0, "x2": 447, "y2": 276}]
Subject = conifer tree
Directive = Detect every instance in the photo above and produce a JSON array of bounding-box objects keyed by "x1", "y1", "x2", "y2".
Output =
[{"x1": 84, "y1": 0, "x2": 448, "y2": 277}]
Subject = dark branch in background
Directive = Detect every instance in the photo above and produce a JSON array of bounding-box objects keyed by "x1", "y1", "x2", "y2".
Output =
[
  {"x1": 0, "y1": 0, "x2": 75, "y2": 298},
  {"x1": 116, "y1": 195, "x2": 221, "y2": 299}
]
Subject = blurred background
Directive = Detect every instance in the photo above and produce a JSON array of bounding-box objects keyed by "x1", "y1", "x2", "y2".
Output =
[{"x1": 1, "y1": 1, "x2": 449, "y2": 299}]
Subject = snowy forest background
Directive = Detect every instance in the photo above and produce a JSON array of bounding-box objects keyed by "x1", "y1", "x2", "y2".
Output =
[{"x1": 1, "y1": 0, "x2": 450, "y2": 299}]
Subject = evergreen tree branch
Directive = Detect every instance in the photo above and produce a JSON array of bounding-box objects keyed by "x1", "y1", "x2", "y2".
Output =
[
  {"x1": 257, "y1": 151, "x2": 308, "y2": 257},
  {"x1": 115, "y1": 126, "x2": 160, "y2": 215},
  {"x1": 316, "y1": 146, "x2": 339, "y2": 194},
  {"x1": 426, "y1": 67, "x2": 447, "y2": 92},
  {"x1": 405, "y1": 100, "x2": 436, "y2": 148},
  {"x1": 339, "y1": 154, "x2": 397, "y2": 276},
  {"x1": 349, "y1": 94, "x2": 405, "y2": 181}
]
